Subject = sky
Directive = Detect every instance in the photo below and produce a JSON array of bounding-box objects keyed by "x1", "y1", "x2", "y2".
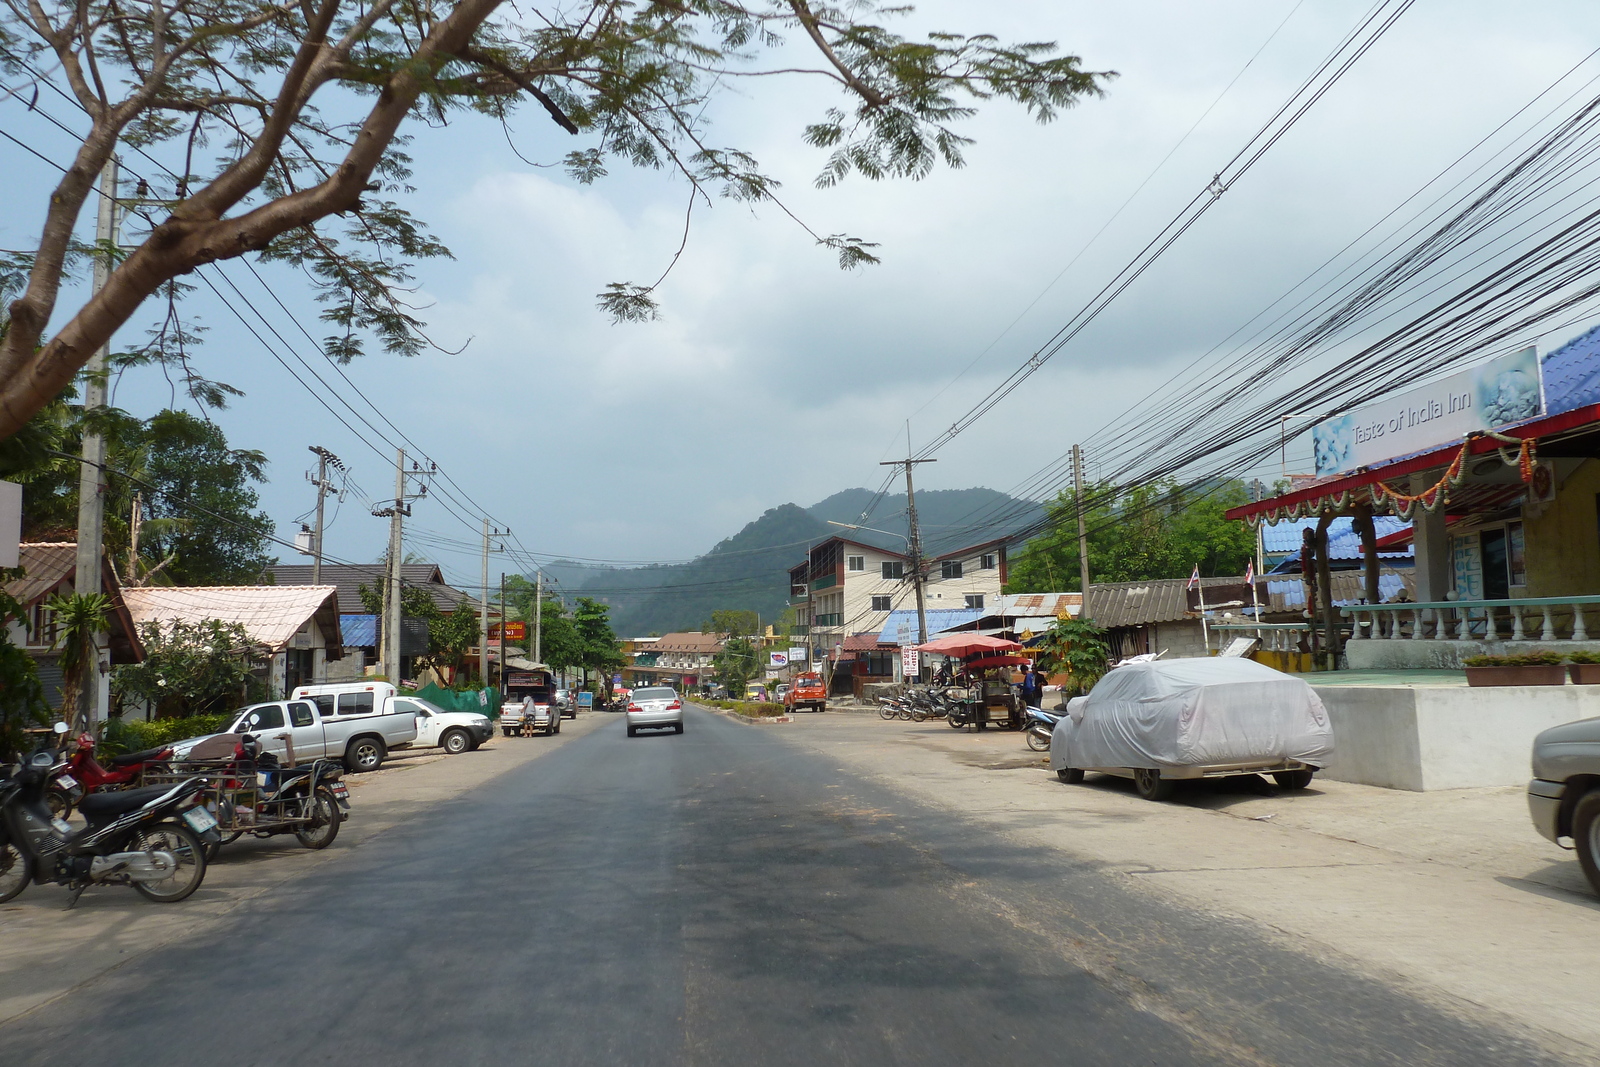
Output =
[{"x1": 6, "y1": 0, "x2": 1600, "y2": 595}]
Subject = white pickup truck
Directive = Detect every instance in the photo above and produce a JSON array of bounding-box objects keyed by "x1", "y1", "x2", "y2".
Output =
[{"x1": 171, "y1": 683, "x2": 419, "y2": 772}]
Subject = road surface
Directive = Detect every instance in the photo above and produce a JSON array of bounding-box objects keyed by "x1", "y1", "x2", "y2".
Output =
[{"x1": 1, "y1": 706, "x2": 1566, "y2": 1065}]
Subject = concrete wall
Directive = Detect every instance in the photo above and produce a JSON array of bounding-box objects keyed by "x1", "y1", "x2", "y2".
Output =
[
  {"x1": 1148, "y1": 619, "x2": 1210, "y2": 659},
  {"x1": 1523, "y1": 457, "x2": 1600, "y2": 596},
  {"x1": 1347, "y1": 638, "x2": 1600, "y2": 670},
  {"x1": 1315, "y1": 683, "x2": 1600, "y2": 790}
]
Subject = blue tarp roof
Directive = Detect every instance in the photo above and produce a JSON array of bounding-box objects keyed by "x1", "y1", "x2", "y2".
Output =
[
  {"x1": 1260, "y1": 515, "x2": 1410, "y2": 553},
  {"x1": 877, "y1": 608, "x2": 981, "y2": 645},
  {"x1": 340, "y1": 614, "x2": 378, "y2": 647}
]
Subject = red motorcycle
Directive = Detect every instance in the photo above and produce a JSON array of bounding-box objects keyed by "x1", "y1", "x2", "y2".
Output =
[{"x1": 49, "y1": 733, "x2": 174, "y2": 818}]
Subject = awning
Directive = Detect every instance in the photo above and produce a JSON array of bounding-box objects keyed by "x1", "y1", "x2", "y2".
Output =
[
  {"x1": 1222, "y1": 403, "x2": 1600, "y2": 524},
  {"x1": 964, "y1": 653, "x2": 1031, "y2": 671}
]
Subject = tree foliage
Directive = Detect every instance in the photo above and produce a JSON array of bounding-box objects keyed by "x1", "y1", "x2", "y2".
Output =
[
  {"x1": 0, "y1": 574, "x2": 49, "y2": 760},
  {"x1": 712, "y1": 635, "x2": 760, "y2": 694},
  {"x1": 0, "y1": 404, "x2": 274, "y2": 585},
  {"x1": 44, "y1": 591, "x2": 112, "y2": 731},
  {"x1": 702, "y1": 608, "x2": 759, "y2": 636},
  {"x1": 0, "y1": 1, "x2": 1111, "y2": 438},
  {"x1": 1031, "y1": 617, "x2": 1109, "y2": 695},
  {"x1": 1005, "y1": 479, "x2": 1258, "y2": 593},
  {"x1": 111, "y1": 618, "x2": 265, "y2": 718}
]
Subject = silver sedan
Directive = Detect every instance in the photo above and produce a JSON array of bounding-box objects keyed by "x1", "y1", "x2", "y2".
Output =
[{"x1": 626, "y1": 687, "x2": 684, "y2": 737}]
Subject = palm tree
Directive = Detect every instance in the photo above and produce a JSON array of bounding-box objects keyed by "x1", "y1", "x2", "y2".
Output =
[{"x1": 45, "y1": 592, "x2": 112, "y2": 733}]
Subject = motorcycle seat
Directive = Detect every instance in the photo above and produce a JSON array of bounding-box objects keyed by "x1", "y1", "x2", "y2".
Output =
[
  {"x1": 108, "y1": 746, "x2": 168, "y2": 767},
  {"x1": 78, "y1": 784, "x2": 176, "y2": 818}
]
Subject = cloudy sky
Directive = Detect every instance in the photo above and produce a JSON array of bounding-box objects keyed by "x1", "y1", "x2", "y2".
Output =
[{"x1": 6, "y1": 0, "x2": 1600, "y2": 592}]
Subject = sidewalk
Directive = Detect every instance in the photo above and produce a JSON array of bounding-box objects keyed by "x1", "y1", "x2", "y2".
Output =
[
  {"x1": 0, "y1": 714, "x2": 608, "y2": 1028},
  {"x1": 778, "y1": 714, "x2": 1600, "y2": 1061}
]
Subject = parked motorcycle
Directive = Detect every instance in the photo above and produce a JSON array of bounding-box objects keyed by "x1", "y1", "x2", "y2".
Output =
[
  {"x1": 1, "y1": 723, "x2": 216, "y2": 906},
  {"x1": 1024, "y1": 707, "x2": 1061, "y2": 752},
  {"x1": 49, "y1": 732, "x2": 174, "y2": 818}
]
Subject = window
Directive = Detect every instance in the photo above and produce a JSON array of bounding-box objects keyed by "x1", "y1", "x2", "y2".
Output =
[
  {"x1": 308, "y1": 694, "x2": 335, "y2": 717},
  {"x1": 288, "y1": 702, "x2": 315, "y2": 727},
  {"x1": 965, "y1": 594, "x2": 985, "y2": 610},
  {"x1": 881, "y1": 561, "x2": 904, "y2": 580},
  {"x1": 862, "y1": 650, "x2": 895, "y2": 676},
  {"x1": 337, "y1": 692, "x2": 374, "y2": 716},
  {"x1": 847, "y1": 555, "x2": 865, "y2": 572},
  {"x1": 1508, "y1": 521, "x2": 1526, "y2": 585},
  {"x1": 941, "y1": 560, "x2": 963, "y2": 580},
  {"x1": 241, "y1": 705, "x2": 285, "y2": 731},
  {"x1": 871, "y1": 595, "x2": 893, "y2": 612},
  {"x1": 980, "y1": 554, "x2": 996, "y2": 570},
  {"x1": 393, "y1": 698, "x2": 430, "y2": 718}
]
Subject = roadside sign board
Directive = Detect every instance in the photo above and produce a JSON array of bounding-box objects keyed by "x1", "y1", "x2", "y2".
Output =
[
  {"x1": 490, "y1": 621, "x2": 526, "y2": 642},
  {"x1": 768, "y1": 651, "x2": 788, "y2": 668},
  {"x1": 903, "y1": 649, "x2": 920, "y2": 677},
  {"x1": 788, "y1": 645, "x2": 808, "y2": 662},
  {"x1": 578, "y1": 692, "x2": 594, "y2": 709}
]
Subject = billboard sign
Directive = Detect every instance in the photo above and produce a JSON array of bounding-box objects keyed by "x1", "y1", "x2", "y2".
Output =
[
  {"x1": 768, "y1": 651, "x2": 789, "y2": 668},
  {"x1": 788, "y1": 646, "x2": 808, "y2": 662},
  {"x1": 489, "y1": 621, "x2": 526, "y2": 642},
  {"x1": 902, "y1": 649, "x2": 920, "y2": 677},
  {"x1": 1312, "y1": 346, "x2": 1541, "y2": 476}
]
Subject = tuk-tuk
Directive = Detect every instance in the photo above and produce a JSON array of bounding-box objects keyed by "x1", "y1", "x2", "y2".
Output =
[{"x1": 744, "y1": 683, "x2": 769, "y2": 702}]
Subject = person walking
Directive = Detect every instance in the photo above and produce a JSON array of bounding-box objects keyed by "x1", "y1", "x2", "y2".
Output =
[{"x1": 1019, "y1": 663, "x2": 1046, "y2": 708}]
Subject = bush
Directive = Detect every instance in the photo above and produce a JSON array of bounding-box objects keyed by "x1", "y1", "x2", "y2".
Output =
[
  {"x1": 699, "y1": 698, "x2": 785, "y2": 718},
  {"x1": 1462, "y1": 651, "x2": 1564, "y2": 667},
  {"x1": 99, "y1": 714, "x2": 233, "y2": 755},
  {"x1": 1567, "y1": 651, "x2": 1600, "y2": 664}
]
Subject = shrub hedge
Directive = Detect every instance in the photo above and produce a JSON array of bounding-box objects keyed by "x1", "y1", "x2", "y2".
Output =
[
  {"x1": 99, "y1": 714, "x2": 232, "y2": 755},
  {"x1": 698, "y1": 698, "x2": 785, "y2": 718}
]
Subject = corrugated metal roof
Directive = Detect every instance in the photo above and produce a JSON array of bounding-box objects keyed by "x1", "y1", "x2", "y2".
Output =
[
  {"x1": 123, "y1": 585, "x2": 341, "y2": 652},
  {"x1": 1542, "y1": 322, "x2": 1600, "y2": 416},
  {"x1": 651, "y1": 632, "x2": 726, "y2": 653},
  {"x1": 1259, "y1": 516, "x2": 1411, "y2": 553},
  {"x1": 1082, "y1": 577, "x2": 1239, "y2": 629},
  {"x1": 1265, "y1": 568, "x2": 1415, "y2": 609},
  {"x1": 340, "y1": 614, "x2": 378, "y2": 647},
  {"x1": 269, "y1": 563, "x2": 470, "y2": 614},
  {"x1": 877, "y1": 608, "x2": 980, "y2": 644},
  {"x1": 841, "y1": 632, "x2": 893, "y2": 652},
  {"x1": 996, "y1": 593, "x2": 1080, "y2": 617},
  {"x1": 3, "y1": 542, "x2": 76, "y2": 604}
]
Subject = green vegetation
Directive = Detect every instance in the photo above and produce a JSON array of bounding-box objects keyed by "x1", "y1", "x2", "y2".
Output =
[
  {"x1": 112, "y1": 619, "x2": 268, "y2": 719},
  {"x1": 0, "y1": 573, "x2": 48, "y2": 760},
  {"x1": 711, "y1": 636, "x2": 761, "y2": 697},
  {"x1": 99, "y1": 713, "x2": 233, "y2": 756},
  {"x1": 1005, "y1": 479, "x2": 1258, "y2": 593},
  {"x1": 699, "y1": 699, "x2": 786, "y2": 719},
  {"x1": 1031, "y1": 618, "x2": 1111, "y2": 694},
  {"x1": 46, "y1": 591, "x2": 112, "y2": 732},
  {"x1": 1462, "y1": 651, "x2": 1565, "y2": 667}
]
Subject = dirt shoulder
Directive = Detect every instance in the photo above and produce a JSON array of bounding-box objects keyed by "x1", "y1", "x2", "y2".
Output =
[
  {"x1": 0, "y1": 712, "x2": 608, "y2": 1028},
  {"x1": 778, "y1": 712, "x2": 1600, "y2": 1061}
]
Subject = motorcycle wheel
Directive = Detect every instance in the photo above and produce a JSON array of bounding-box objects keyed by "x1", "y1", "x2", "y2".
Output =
[
  {"x1": 131, "y1": 823, "x2": 207, "y2": 903},
  {"x1": 911, "y1": 708, "x2": 928, "y2": 722},
  {"x1": 948, "y1": 716, "x2": 966, "y2": 729},
  {"x1": 878, "y1": 704, "x2": 897, "y2": 720},
  {"x1": 1026, "y1": 730, "x2": 1051, "y2": 752},
  {"x1": 0, "y1": 840, "x2": 32, "y2": 902},
  {"x1": 896, "y1": 707, "x2": 913, "y2": 721},
  {"x1": 295, "y1": 789, "x2": 342, "y2": 850},
  {"x1": 47, "y1": 786, "x2": 75, "y2": 820}
]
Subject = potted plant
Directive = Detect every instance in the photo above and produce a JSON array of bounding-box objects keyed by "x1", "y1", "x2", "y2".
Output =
[
  {"x1": 1462, "y1": 651, "x2": 1568, "y2": 687},
  {"x1": 1568, "y1": 650, "x2": 1600, "y2": 685}
]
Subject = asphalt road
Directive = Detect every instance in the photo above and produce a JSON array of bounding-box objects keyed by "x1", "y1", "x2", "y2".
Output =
[{"x1": 1, "y1": 706, "x2": 1569, "y2": 1066}]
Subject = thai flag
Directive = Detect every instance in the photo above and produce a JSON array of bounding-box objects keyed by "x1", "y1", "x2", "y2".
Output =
[
  {"x1": 1186, "y1": 565, "x2": 1200, "y2": 591},
  {"x1": 1244, "y1": 560, "x2": 1255, "y2": 585}
]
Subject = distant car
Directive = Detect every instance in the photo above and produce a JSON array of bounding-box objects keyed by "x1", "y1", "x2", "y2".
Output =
[
  {"x1": 1528, "y1": 715, "x2": 1600, "y2": 895},
  {"x1": 626, "y1": 686, "x2": 684, "y2": 737},
  {"x1": 775, "y1": 683, "x2": 791, "y2": 700},
  {"x1": 1051, "y1": 658, "x2": 1334, "y2": 801},
  {"x1": 783, "y1": 672, "x2": 827, "y2": 713},
  {"x1": 555, "y1": 689, "x2": 576, "y2": 719}
]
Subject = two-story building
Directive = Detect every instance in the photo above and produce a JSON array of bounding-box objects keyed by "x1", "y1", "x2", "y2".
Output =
[
  {"x1": 625, "y1": 631, "x2": 724, "y2": 689},
  {"x1": 789, "y1": 535, "x2": 1009, "y2": 664}
]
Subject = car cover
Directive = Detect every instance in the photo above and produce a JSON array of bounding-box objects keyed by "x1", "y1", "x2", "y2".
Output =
[{"x1": 1051, "y1": 657, "x2": 1333, "y2": 771}]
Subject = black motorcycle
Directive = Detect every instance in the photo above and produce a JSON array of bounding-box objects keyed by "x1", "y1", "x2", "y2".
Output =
[{"x1": 1, "y1": 723, "x2": 217, "y2": 906}]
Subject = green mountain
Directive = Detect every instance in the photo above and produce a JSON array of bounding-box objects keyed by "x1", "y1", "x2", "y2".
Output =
[{"x1": 549, "y1": 488, "x2": 1043, "y2": 638}]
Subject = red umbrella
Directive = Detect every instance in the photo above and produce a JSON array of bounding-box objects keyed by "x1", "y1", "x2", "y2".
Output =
[{"x1": 914, "y1": 633, "x2": 1023, "y2": 656}]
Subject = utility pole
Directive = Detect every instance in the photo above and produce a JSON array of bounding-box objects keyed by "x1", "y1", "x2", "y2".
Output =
[
  {"x1": 534, "y1": 570, "x2": 543, "y2": 664},
  {"x1": 307, "y1": 446, "x2": 344, "y2": 586},
  {"x1": 71, "y1": 156, "x2": 121, "y2": 729},
  {"x1": 498, "y1": 572, "x2": 507, "y2": 696},
  {"x1": 880, "y1": 456, "x2": 937, "y2": 646},
  {"x1": 383, "y1": 450, "x2": 406, "y2": 683},
  {"x1": 1072, "y1": 444, "x2": 1091, "y2": 596},
  {"x1": 479, "y1": 522, "x2": 506, "y2": 685}
]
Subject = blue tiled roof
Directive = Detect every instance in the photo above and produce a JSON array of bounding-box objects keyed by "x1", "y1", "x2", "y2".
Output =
[
  {"x1": 1260, "y1": 515, "x2": 1410, "y2": 553},
  {"x1": 340, "y1": 614, "x2": 378, "y2": 647},
  {"x1": 1542, "y1": 323, "x2": 1600, "y2": 417},
  {"x1": 878, "y1": 608, "x2": 981, "y2": 644}
]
